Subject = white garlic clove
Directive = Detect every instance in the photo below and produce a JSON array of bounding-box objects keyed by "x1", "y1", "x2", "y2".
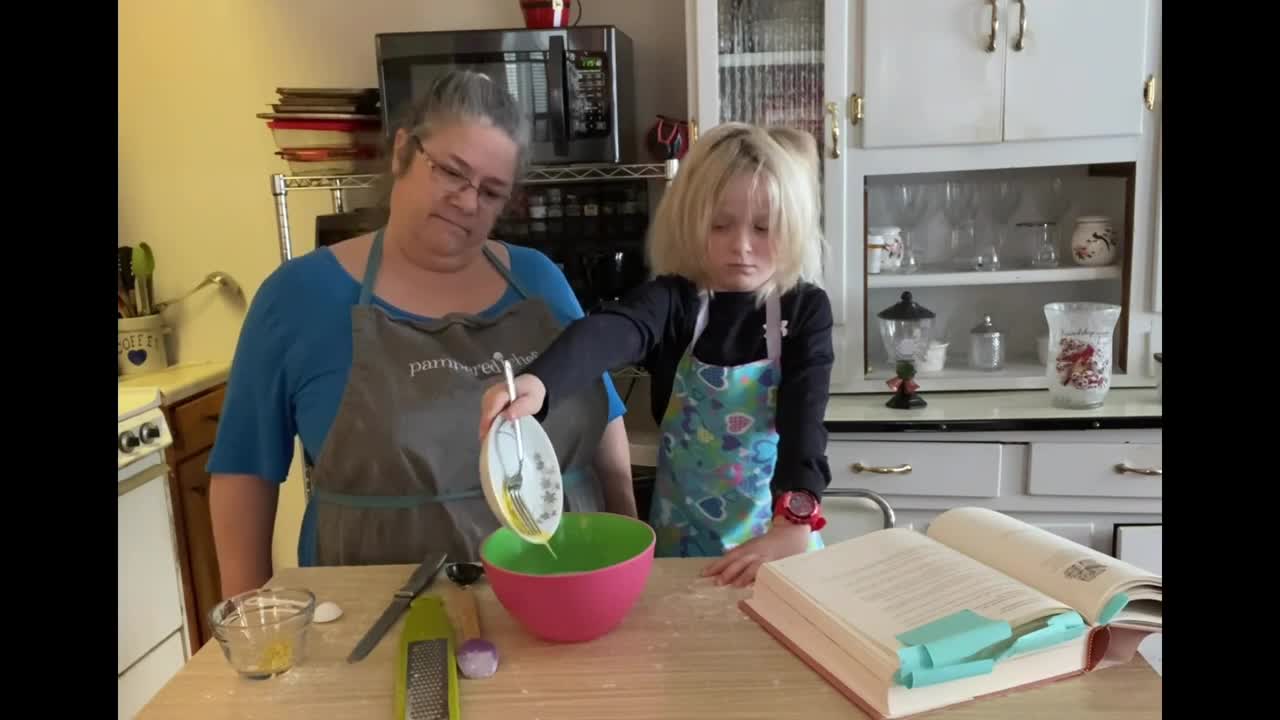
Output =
[{"x1": 313, "y1": 600, "x2": 344, "y2": 623}]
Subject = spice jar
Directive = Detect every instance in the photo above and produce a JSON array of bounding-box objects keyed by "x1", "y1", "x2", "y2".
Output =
[{"x1": 968, "y1": 315, "x2": 1005, "y2": 371}]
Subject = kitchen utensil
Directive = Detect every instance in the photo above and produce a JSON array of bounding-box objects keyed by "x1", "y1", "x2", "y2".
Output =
[
  {"x1": 347, "y1": 551, "x2": 447, "y2": 663},
  {"x1": 394, "y1": 594, "x2": 460, "y2": 720},
  {"x1": 968, "y1": 314, "x2": 1006, "y2": 371},
  {"x1": 209, "y1": 587, "x2": 316, "y2": 679},
  {"x1": 446, "y1": 562, "x2": 499, "y2": 679},
  {"x1": 479, "y1": 362, "x2": 563, "y2": 552},
  {"x1": 131, "y1": 242, "x2": 156, "y2": 316},
  {"x1": 480, "y1": 511, "x2": 655, "y2": 643},
  {"x1": 118, "y1": 246, "x2": 137, "y2": 310},
  {"x1": 154, "y1": 271, "x2": 244, "y2": 312},
  {"x1": 500, "y1": 360, "x2": 543, "y2": 540}
]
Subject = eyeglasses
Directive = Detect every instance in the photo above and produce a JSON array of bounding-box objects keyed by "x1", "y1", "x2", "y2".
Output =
[{"x1": 413, "y1": 137, "x2": 511, "y2": 211}]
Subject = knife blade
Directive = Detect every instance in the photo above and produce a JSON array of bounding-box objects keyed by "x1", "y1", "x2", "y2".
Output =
[{"x1": 347, "y1": 551, "x2": 448, "y2": 663}]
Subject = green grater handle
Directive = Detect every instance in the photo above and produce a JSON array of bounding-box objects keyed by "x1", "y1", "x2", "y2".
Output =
[{"x1": 394, "y1": 594, "x2": 460, "y2": 720}]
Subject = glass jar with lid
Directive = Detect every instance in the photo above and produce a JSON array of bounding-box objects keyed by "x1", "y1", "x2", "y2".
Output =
[{"x1": 968, "y1": 314, "x2": 1006, "y2": 371}]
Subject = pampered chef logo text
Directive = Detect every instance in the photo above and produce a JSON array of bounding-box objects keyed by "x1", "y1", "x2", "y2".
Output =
[{"x1": 409, "y1": 351, "x2": 539, "y2": 379}]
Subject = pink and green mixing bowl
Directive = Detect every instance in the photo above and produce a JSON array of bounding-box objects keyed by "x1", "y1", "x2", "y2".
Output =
[{"x1": 480, "y1": 511, "x2": 655, "y2": 643}]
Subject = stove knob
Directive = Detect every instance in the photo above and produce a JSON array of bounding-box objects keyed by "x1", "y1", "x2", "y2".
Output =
[
  {"x1": 139, "y1": 422, "x2": 161, "y2": 443},
  {"x1": 118, "y1": 431, "x2": 140, "y2": 453}
]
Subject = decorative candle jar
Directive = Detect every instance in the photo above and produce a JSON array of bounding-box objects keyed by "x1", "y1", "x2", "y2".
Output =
[
  {"x1": 877, "y1": 291, "x2": 936, "y2": 409},
  {"x1": 1043, "y1": 302, "x2": 1121, "y2": 409}
]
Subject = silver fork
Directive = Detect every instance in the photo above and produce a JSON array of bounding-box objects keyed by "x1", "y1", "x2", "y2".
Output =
[{"x1": 501, "y1": 360, "x2": 541, "y2": 537}]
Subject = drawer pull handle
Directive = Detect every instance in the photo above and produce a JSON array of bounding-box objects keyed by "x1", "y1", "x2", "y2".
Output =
[
  {"x1": 852, "y1": 462, "x2": 912, "y2": 475},
  {"x1": 1114, "y1": 463, "x2": 1162, "y2": 476},
  {"x1": 203, "y1": 413, "x2": 220, "y2": 423}
]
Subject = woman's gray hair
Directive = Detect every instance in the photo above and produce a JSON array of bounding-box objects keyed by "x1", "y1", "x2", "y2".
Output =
[{"x1": 388, "y1": 69, "x2": 532, "y2": 180}]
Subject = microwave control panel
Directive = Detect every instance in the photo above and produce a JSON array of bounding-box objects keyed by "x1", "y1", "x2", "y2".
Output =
[{"x1": 566, "y1": 51, "x2": 610, "y2": 139}]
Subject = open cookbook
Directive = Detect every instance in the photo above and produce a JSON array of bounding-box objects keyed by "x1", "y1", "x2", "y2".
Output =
[{"x1": 740, "y1": 507, "x2": 1162, "y2": 719}]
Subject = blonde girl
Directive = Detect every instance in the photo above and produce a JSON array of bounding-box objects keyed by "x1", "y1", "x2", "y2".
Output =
[{"x1": 480, "y1": 122, "x2": 834, "y2": 587}]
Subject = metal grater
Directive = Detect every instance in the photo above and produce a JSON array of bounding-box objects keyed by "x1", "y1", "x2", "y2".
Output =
[
  {"x1": 405, "y1": 639, "x2": 450, "y2": 720},
  {"x1": 395, "y1": 595, "x2": 459, "y2": 720}
]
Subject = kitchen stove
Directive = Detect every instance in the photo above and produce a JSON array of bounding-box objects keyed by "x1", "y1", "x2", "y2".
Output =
[
  {"x1": 117, "y1": 383, "x2": 189, "y2": 717},
  {"x1": 118, "y1": 387, "x2": 173, "y2": 475}
]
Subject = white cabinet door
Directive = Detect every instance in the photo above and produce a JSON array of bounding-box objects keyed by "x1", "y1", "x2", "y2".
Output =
[
  {"x1": 1002, "y1": 0, "x2": 1150, "y2": 141},
  {"x1": 861, "y1": 0, "x2": 1007, "y2": 147}
]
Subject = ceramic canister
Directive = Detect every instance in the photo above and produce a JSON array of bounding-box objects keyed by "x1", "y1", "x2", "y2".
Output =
[{"x1": 1071, "y1": 216, "x2": 1118, "y2": 266}]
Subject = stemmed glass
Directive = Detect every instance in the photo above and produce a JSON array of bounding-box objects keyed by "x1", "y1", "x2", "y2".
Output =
[
  {"x1": 881, "y1": 184, "x2": 933, "y2": 274},
  {"x1": 976, "y1": 181, "x2": 1021, "y2": 271},
  {"x1": 942, "y1": 181, "x2": 980, "y2": 270},
  {"x1": 1033, "y1": 177, "x2": 1073, "y2": 254}
]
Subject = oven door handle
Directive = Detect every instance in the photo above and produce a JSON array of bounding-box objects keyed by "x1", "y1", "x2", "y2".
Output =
[{"x1": 547, "y1": 34, "x2": 570, "y2": 157}]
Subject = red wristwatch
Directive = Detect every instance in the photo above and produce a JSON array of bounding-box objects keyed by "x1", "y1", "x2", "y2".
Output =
[{"x1": 774, "y1": 490, "x2": 826, "y2": 532}]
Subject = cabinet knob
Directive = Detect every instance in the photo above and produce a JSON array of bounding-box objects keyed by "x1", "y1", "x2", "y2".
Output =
[
  {"x1": 851, "y1": 462, "x2": 912, "y2": 475},
  {"x1": 1114, "y1": 463, "x2": 1162, "y2": 476}
]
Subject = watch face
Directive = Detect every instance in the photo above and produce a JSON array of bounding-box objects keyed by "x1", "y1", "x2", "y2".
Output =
[{"x1": 788, "y1": 492, "x2": 816, "y2": 517}]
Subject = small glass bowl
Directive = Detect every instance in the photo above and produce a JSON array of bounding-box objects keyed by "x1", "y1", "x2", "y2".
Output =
[{"x1": 209, "y1": 587, "x2": 315, "y2": 679}]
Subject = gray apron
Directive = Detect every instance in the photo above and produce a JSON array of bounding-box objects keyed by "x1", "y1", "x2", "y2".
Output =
[{"x1": 307, "y1": 228, "x2": 611, "y2": 566}]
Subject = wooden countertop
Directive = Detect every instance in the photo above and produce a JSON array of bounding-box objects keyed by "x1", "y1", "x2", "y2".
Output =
[{"x1": 138, "y1": 560, "x2": 1161, "y2": 719}]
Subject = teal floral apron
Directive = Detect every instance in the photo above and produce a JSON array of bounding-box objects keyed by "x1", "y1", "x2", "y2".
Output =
[{"x1": 649, "y1": 289, "x2": 825, "y2": 557}]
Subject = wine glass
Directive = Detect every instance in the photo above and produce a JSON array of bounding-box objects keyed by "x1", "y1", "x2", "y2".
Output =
[
  {"x1": 976, "y1": 181, "x2": 1021, "y2": 271},
  {"x1": 1032, "y1": 177, "x2": 1073, "y2": 255},
  {"x1": 882, "y1": 184, "x2": 933, "y2": 274},
  {"x1": 942, "y1": 181, "x2": 980, "y2": 270}
]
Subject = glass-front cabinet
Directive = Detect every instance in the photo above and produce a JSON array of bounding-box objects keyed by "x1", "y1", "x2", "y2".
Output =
[{"x1": 684, "y1": 0, "x2": 1162, "y2": 395}]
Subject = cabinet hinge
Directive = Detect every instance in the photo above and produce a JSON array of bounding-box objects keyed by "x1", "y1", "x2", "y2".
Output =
[
  {"x1": 1143, "y1": 75, "x2": 1157, "y2": 111},
  {"x1": 848, "y1": 94, "x2": 864, "y2": 126}
]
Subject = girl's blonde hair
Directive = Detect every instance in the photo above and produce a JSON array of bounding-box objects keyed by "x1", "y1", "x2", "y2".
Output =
[{"x1": 647, "y1": 122, "x2": 825, "y2": 302}]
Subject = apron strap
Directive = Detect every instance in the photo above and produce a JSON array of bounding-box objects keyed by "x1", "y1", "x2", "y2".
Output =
[
  {"x1": 357, "y1": 228, "x2": 386, "y2": 307},
  {"x1": 689, "y1": 289, "x2": 783, "y2": 363},
  {"x1": 358, "y1": 231, "x2": 527, "y2": 307},
  {"x1": 482, "y1": 244, "x2": 531, "y2": 299}
]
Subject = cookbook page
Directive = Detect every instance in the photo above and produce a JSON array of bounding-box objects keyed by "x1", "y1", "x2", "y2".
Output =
[
  {"x1": 759, "y1": 528, "x2": 1073, "y2": 665},
  {"x1": 926, "y1": 508, "x2": 1162, "y2": 625}
]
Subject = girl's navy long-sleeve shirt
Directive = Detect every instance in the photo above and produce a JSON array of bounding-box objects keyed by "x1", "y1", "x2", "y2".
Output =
[{"x1": 527, "y1": 274, "x2": 835, "y2": 501}]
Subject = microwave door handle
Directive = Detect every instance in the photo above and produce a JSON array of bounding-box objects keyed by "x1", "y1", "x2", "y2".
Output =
[{"x1": 547, "y1": 35, "x2": 570, "y2": 157}]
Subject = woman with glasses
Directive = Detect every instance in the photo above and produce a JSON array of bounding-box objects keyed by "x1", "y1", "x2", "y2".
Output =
[{"x1": 206, "y1": 70, "x2": 635, "y2": 598}]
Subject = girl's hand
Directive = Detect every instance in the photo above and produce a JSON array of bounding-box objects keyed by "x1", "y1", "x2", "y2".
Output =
[
  {"x1": 478, "y1": 373, "x2": 547, "y2": 441},
  {"x1": 701, "y1": 521, "x2": 812, "y2": 588}
]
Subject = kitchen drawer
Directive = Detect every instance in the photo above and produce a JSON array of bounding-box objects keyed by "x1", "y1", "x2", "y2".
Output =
[
  {"x1": 825, "y1": 441, "x2": 1002, "y2": 498},
  {"x1": 119, "y1": 629, "x2": 185, "y2": 720},
  {"x1": 170, "y1": 385, "x2": 225, "y2": 459},
  {"x1": 1027, "y1": 443, "x2": 1162, "y2": 498}
]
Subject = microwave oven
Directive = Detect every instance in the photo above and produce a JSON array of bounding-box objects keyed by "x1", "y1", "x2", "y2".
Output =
[{"x1": 376, "y1": 26, "x2": 636, "y2": 165}]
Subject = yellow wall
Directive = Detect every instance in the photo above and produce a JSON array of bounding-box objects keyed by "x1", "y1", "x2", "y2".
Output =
[{"x1": 119, "y1": 0, "x2": 687, "y2": 570}]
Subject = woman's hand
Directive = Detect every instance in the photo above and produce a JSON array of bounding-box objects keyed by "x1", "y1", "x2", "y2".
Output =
[
  {"x1": 478, "y1": 373, "x2": 547, "y2": 440},
  {"x1": 701, "y1": 521, "x2": 812, "y2": 588}
]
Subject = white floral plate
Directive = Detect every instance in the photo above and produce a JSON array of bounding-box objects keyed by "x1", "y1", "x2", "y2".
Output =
[{"x1": 479, "y1": 413, "x2": 563, "y2": 544}]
